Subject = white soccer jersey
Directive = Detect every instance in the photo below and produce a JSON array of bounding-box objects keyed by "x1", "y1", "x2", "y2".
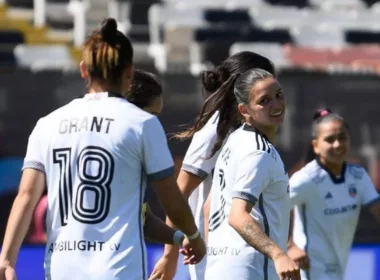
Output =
[
  {"x1": 22, "y1": 92, "x2": 174, "y2": 280},
  {"x1": 205, "y1": 124, "x2": 290, "y2": 280},
  {"x1": 181, "y1": 111, "x2": 219, "y2": 280},
  {"x1": 290, "y1": 159, "x2": 380, "y2": 280}
]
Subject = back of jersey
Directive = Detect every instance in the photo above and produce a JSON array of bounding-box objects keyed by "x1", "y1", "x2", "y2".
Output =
[{"x1": 22, "y1": 92, "x2": 174, "y2": 280}]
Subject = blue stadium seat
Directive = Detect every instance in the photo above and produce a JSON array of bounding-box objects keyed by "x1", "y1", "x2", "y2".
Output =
[
  {"x1": 0, "y1": 31, "x2": 24, "y2": 45},
  {"x1": 204, "y1": 9, "x2": 251, "y2": 24},
  {"x1": 345, "y1": 30, "x2": 380, "y2": 44},
  {"x1": 0, "y1": 51, "x2": 17, "y2": 66}
]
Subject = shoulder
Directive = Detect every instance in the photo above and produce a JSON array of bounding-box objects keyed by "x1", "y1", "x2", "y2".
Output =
[
  {"x1": 292, "y1": 160, "x2": 324, "y2": 185},
  {"x1": 346, "y1": 163, "x2": 366, "y2": 180}
]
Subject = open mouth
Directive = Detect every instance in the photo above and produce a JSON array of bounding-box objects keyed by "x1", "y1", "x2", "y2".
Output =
[{"x1": 270, "y1": 111, "x2": 283, "y2": 117}]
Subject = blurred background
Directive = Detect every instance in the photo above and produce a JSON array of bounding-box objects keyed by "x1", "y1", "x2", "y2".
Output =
[{"x1": 1, "y1": 0, "x2": 380, "y2": 279}]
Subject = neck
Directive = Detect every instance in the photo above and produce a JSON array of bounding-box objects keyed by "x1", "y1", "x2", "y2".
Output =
[
  {"x1": 248, "y1": 122, "x2": 277, "y2": 142},
  {"x1": 319, "y1": 157, "x2": 344, "y2": 176},
  {"x1": 88, "y1": 82, "x2": 121, "y2": 94}
]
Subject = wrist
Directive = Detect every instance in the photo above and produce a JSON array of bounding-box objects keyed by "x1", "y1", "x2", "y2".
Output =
[
  {"x1": 270, "y1": 248, "x2": 286, "y2": 261},
  {"x1": 185, "y1": 229, "x2": 200, "y2": 241},
  {"x1": 173, "y1": 230, "x2": 185, "y2": 247}
]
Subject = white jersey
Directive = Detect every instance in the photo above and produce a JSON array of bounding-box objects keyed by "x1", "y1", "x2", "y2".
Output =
[
  {"x1": 22, "y1": 92, "x2": 174, "y2": 280},
  {"x1": 181, "y1": 112, "x2": 219, "y2": 280},
  {"x1": 290, "y1": 159, "x2": 380, "y2": 280},
  {"x1": 206, "y1": 124, "x2": 290, "y2": 280}
]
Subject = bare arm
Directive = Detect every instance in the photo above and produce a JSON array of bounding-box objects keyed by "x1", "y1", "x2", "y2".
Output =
[
  {"x1": 288, "y1": 209, "x2": 295, "y2": 247},
  {"x1": 369, "y1": 201, "x2": 380, "y2": 224},
  {"x1": 203, "y1": 190, "x2": 211, "y2": 243},
  {"x1": 0, "y1": 169, "x2": 46, "y2": 266},
  {"x1": 152, "y1": 174, "x2": 198, "y2": 236},
  {"x1": 162, "y1": 170, "x2": 204, "y2": 257},
  {"x1": 228, "y1": 198, "x2": 285, "y2": 260},
  {"x1": 144, "y1": 206, "x2": 178, "y2": 245}
]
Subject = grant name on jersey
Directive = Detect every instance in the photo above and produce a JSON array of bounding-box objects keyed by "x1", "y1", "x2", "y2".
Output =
[{"x1": 59, "y1": 117, "x2": 115, "y2": 134}]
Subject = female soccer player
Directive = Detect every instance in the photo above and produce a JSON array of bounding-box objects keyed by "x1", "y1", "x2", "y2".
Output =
[
  {"x1": 0, "y1": 19, "x2": 205, "y2": 280},
  {"x1": 150, "y1": 52, "x2": 276, "y2": 280},
  {"x1": 288, "y1": 109, "x2": 380, "y2": 280},
  {"x1": 129, "y1": 69, "x2": 187, "y2": 246},
  {"x1": 205, "y1": 69, "x2": 300, "y2": 280}
]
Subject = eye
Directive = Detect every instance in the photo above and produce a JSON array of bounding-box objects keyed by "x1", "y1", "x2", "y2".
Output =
[
  {"x1": 259, "y1": 97, "x2": 270, "y2": 105},
  {"x1": 276, "y1": 91, "x2": 284, "y2": 99}
]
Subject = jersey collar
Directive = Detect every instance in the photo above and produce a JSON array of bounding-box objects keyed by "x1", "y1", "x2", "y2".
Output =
[
  {"x1": 83, "y1": 92, "x2": 123, "y2": 100},
  {"x1": 316, "y1": 157, "x2": 346, "y2": 184},
  {"x1": 242, "y1": 123, "x2": 271, "y2": 143}
]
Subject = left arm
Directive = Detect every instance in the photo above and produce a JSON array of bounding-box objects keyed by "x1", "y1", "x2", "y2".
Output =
[
  {"x1": 144, "y1": 206, "x2": 183, "y2": 245},
  {"x1": 369, "y1": 202, "x2": 380, "y2": 224}
]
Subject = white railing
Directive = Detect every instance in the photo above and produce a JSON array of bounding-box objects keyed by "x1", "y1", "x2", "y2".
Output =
[
  {"x1": 68, "y1": 0, "x2": 89, "y2": 47},
  {"x1": 33, "y1": 0, "x2": 46, "y2": 28}
]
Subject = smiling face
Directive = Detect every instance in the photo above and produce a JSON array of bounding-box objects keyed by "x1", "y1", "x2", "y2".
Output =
[
  {"x1": 312, "y1": 119, "x2": 350, "y2": 166},
  {"x1": 238, "y1": 77, "x2": 286, "y2": 134}
]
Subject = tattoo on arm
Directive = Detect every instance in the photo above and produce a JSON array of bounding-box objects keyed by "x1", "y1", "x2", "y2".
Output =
[{"x1": 236, "y1": 218, "x2": 285, "y2": 260}]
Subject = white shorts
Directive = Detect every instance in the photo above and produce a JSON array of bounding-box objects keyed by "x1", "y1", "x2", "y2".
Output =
[{"x1": 188, "y1": 256, "x2": 206, "y2": 280}]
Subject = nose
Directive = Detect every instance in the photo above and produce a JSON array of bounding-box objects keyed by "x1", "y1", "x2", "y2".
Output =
[
  {"x1": 333, "y1": 140, "x2": 341, "y2": 149},
  {"x1": 271, "y1": 98, "x2": 284, "y2": 110}
]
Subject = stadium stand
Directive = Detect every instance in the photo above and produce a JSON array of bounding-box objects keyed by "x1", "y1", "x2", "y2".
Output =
[{"x1": 2, "y1": 0, "x2": 380, "y2": 249}]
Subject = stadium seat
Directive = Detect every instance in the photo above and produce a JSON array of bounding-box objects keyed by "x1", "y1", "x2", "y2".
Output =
[
  {"x1": 0, "y1": 30, "x2": 24, "y2": 45},
  {"x1": 13, "y1": 44, "x2": 74, "y2": 68},
  {"x1": 0, "y1": 51, "x2": 17, "y2": 66},
  {"x1": 230, "y1": 42, "x2": 290, "y2": 68},
  {"x1": 204, "y1": 8, "x2": 251, "y2": 24},
  {"x1": 345, "y1": 30, "x2": 380, "y2": 44}
]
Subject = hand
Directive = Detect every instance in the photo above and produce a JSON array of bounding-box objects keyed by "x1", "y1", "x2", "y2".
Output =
[
  {"x1": 288, "y1": 244, "x2": 310, "y2": 270},
  {"x1": 0, "y1": 263, "x2": 16, "y2": 280},
  {"x1": 179, "y1": 235, "x2": 206, "y2": 265},
  {"x1": 149, "y1": 255, "x2": 177, "y2": 280},
  {"x1": 273, "y1": 252, "x2": 300, "y2": 280}
]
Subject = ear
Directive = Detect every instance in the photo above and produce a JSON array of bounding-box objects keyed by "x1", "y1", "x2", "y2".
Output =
[
  {"x1": 79, "y1": 61, "x2": 89, "y2": 80},
  {"x1": 312, "y1": 139, "x2": 319, "y2": 156},
  {"x1": 238, "y1": 103, "x2": 250, "y2": 121}
]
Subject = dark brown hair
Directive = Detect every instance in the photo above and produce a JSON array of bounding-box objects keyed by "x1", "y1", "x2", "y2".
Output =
[
  {"x1": 128, "y1": 70, "x2": 162, "y2": 108},
  {"x1": 175, "y1": 51, "x2": 276, "y2": 156},
  {"x1": 83, "y1": 18, "x2": 133, "y2": 86},
  {"x1": 305, "y1": 108, "x2": 349, "y2": 163}
]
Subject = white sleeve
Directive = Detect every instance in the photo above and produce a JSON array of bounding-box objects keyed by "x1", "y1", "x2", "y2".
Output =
[
  {"x1": 142, "y1": 117, "x2": 174, "y2": 181},
  {"x1": 182, "y1": 123, "x2": 218, "y2": 179},
  {"x1": 22, "y1": 119, "x2": 45, "y2": 173},
  {"x1": 289, "y1": 171, "x2": 314, "y2": 206},
  {"x1": 360, "y1": 169, "x2": 380, "y2": 207},
  {"x1": 231, "y1": 151, "x2": 271, "y2": 205}
]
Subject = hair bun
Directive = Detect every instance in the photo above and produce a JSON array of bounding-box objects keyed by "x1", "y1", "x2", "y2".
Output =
[
  {"x1": 201, "y1": 70, "x2": 222, "y2": 93},
  {"x1": 100, "y1": 18, "x2": 118, "y2": 42},
  {"x1": 313, "y1": 108, "x2": 332, "y2": 120}
]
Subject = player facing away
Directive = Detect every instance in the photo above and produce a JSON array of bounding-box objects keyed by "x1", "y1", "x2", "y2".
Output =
[
  {"x1": 288, "y1": 109, "x2": 380, "y2": 280},
  {"x1": 150, "y1": 51, "x2": 276, "y2": 280},
  {"x1": 205, "y1": 69, "x2": 300, "y2": 280},
  {"x1": 128, "y1": 69, "x2": 188, "y2": 247},
  {"x1": 0, "y1": 19, "x2": 205, "y2": 280}
]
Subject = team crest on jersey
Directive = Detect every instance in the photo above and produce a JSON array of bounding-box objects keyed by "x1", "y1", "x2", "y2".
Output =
[{"x1": 348, "y1": 184, "x2": 357, "y2": 198}]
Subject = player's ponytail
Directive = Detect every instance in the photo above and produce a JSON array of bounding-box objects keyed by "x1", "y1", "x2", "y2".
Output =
[
  {"x1": 306, "y1": 108, "x2": 349, "y2": 163},
  {"x1": 83, "y1": 18, "x2": 133, "y2": 88}
]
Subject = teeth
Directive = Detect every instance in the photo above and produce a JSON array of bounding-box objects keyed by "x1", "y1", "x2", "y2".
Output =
[{"x1": 271, "y1": 111, "x2": 282, "y2": 116}]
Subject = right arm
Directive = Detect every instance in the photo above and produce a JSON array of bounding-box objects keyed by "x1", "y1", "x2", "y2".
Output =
[
  {"x1": 229, "y1": 151, "x2": 300, "y2": 280},
  {"x1": 229, "y1": 199, "x2": 285, "y2": 260},
  {"x1": 142, "y1": 118, "x2": 206, "y2": 265}
]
